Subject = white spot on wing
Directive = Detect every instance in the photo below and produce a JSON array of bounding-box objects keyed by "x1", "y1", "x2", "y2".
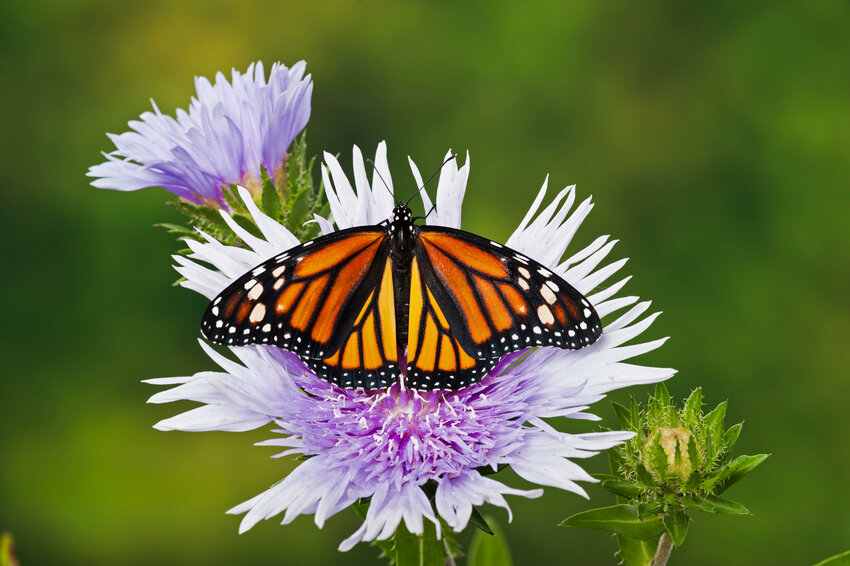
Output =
[
  {"x1": 537, "y1": 305, "x2": 555, "y2": 325},
  {"x1": 272, "y1": 265, "x2": 286, "y2": 277},
  {"x1": 249, "y1": 303, "x2": 266, "y2": 323},
  {"x1": 247, "y1": 283, "x2": 264, "y2": 300},
  {"x1": 540, "y1": 285, "x2": 557, "y2": 304},
  {"x1": 518, "y1": 278, "x2": 530, "y2": 291},
  {"x1": 518, "y1": 267, "x2": 531, "y2": 279}
]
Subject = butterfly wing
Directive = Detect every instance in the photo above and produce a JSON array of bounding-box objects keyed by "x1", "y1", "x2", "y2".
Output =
[
  {"x1": 313, "y1": 256, "x2": 400, "y2": 388},
  {"x1": 404, "y1": 253, "x2": 497, "y2": 390},
  {"x1": 201, "y1": 227, "x2": 399, "y2": 387},
  {"x1": 406, "y1": 226, "x2": 602, "y2": 390}
]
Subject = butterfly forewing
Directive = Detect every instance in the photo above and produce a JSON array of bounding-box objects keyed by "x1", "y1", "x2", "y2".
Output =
[{"x1": 201, "y1": 228, "x2": 390, "y2": 366}]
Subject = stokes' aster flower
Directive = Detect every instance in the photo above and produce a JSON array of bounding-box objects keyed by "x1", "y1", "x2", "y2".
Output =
[
  {"x1": 148, "y1": 142, "x2": 676, "y2": 550},
  {"x1": 88, "y1": 61, "x2": 312, "y2": 207}
]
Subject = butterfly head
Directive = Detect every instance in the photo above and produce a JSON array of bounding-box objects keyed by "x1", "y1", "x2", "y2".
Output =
[
  {"x1": 388, "y1": 202, "x2": 417, "y2": 261},
  {"x1": 392, "y1": 203, "x2": 414, "y2": 224}
]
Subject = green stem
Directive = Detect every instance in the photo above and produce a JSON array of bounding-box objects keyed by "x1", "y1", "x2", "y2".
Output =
[
  {"x1": 652, "y1": 533, "x2": 674, "y2": 566},
  {"x1": 444, "y1": 539, "x2": 456, "y2": 566}
]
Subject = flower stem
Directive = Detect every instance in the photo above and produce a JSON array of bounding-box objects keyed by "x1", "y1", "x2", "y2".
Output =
[
  {"x1": 444, "y1": 539, "x2": 456, "y2": 566},
  {"x1": 652, "y1": 533, "x2": 674, "y2": 566}
]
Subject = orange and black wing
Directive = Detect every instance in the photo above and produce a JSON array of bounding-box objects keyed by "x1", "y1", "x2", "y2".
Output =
[
  {"x1": 405, "y1": 253, "x2": 488, "y2": 390},
  {"x1": 201, "y1": 227, "x2": 399, "y2": 388},
  {"x1": 406, "y1": 226, "x2": 602, "y2": 390}
]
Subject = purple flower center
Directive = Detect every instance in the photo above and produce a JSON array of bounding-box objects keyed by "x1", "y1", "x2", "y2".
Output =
[{"x1": 274, "y1": 348, "x2": 533, "y2": 486}]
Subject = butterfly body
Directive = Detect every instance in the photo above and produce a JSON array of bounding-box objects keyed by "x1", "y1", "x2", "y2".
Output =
[{"x1": 202, "y1": 203, "x2": 602, "y2": 391}]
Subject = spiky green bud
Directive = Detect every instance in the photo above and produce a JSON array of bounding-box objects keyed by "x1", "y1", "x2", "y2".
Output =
[{"x1": 562, "y1": 383, "x2": 768, "y2": 564}]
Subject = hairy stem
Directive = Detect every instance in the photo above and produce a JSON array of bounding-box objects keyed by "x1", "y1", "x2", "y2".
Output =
[{"x1": 652, "y1": 533, "x2": 674, "y2": 566}]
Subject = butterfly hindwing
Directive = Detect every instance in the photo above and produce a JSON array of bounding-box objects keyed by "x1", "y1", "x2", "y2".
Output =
[
  {"x1": 405, "y1": 255, "x2": 500, "y2": 390},
  {"x1": 201, "y1": 228, "x2": 390, "y2": 367},
  {"x1": 414, "y1": 226, "x2": 602, "y2": 365}
]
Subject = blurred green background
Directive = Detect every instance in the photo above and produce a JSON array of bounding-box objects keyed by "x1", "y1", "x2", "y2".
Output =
[{"x1": 2, "y1": 1, "x2": 848, "y2": 564}]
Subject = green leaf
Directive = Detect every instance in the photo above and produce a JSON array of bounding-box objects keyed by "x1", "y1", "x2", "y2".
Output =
[
  {"x1": 702, "y1": 402, "x2": 725, "y2": 463},
  {"x1": 636, "y1": 502, "x2": 665, "y2": 517},
  {"x1": 469, "y1": 506, "x2": 495, "y2": 535},
  {"x1": 260, "y1": 166, "x2": 282, "y2": 221},
  {"x1": 172, "y1": 200, "x2": 232, "y2": 238},
  {"x1": 154, "y1": 222, "x2": 199, "y2": 238},
  {"x1": 392, "y1": 520, "x2": 445, "y2": 566},
  {"x1": 468, "y1": 517, "x2": 512, "y2": 566},
  {"x1": 598, "y1": 478, "x2": 645, "y2": 499},
  {"x1": 687, "y1": 434, "x2": 700, "y2": 475},
  {"x1": 813, "y1": 550, "x2": 850, "y2": 566},
  {"x1": 560, "y1": 505, "x2": 665, "y2": 541},
  {"x1": 231, "y1": 214, "x2": 264, "y2": 239},
  {"x1": 704, "y1": 402, "x2": 727, "y2": 445},
  {"x1": 647, "y1": 385, "x2": 669, "y2": 427},
  {"x1": 630, "y1": 399, "x2": 641, "y2": 430},
  {"x1": 615, "y1": 535, "x2": 656, "y2": 566},
  {"x1": 440, "y1": 519, "x2": 457, "y2": 561},
  {"x1": 683, "y1": 494, "x2": 750, "y2": 515},
  {"x1": 723, "y1": 423, "x2": 743, "y2": 454},
  {"x1": 650, "y1": 432, "x2": 668, "y2": 481},
  {"x1": 635, "y1": 462, "x2": 656, "y2": 488},
  {"x1": 286, "y1": 187, "x2": 313, "y2": 234},
  {"x1": 673, "y1": 435, "x2": 684, "y2": 473},
  {"x1": 654, "y1": 382, "x2": 671, "y2": 406},
  {"x1": 714, "y1": 454, "x2": 770, "y2": 493},
  {"x1": 612, "y1": 402, "x2": 633, "y2": 428},
  {"x1": 662, "y1": 509, "x2": 690, "y2": 546},
  {"x1": 608, "y1": 445, "x2": 627, "y2": 474},
  {"x1": 682, "y1": 388, "x2": 702, "y2": 425}
]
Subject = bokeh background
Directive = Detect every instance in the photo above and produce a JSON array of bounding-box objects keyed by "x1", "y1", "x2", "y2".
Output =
[{"x1": 2, "y1": 1, "x2": 849, "y2": 564}]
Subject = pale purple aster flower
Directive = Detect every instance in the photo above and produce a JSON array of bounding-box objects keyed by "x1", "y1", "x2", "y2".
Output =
[
  {"x1": 148, "y1": 142, "x2": 676, "y2": 550},
  {"x1": 88, "y1": 61, "x2": 312, "y2": 207}
]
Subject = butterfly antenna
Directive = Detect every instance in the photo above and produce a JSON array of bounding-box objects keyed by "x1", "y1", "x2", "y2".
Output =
[
  {"x1": 366, "y1": 158, "x2": 395, "y2": 202},
  {"x1": 422, "y1": 201, "x2": 438, "y2": 220},
  {"x1": 405, "y1": 154, "x2": 457, "y2": 207}
]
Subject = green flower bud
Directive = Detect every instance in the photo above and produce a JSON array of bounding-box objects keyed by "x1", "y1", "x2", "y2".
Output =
[
  {"x1": 606, "y1": 383, "x2": 767, "y2": 506},
  {"x1": 644, "y1": 427, "x2": 693, "y2": 481},
  {"x1": 564, "y1": 384, "x2": 768, "y2": 556}
]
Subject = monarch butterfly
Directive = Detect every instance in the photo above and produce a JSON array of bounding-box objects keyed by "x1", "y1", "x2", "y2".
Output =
[{"x1": 201, "y1": 202, "x2": 602, "y2": 391}]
